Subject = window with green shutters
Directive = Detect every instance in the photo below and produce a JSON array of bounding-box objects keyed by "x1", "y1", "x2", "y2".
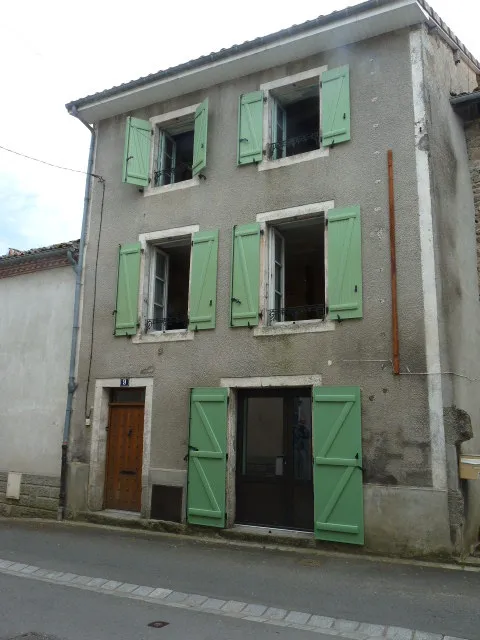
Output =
[
  {"x1": 123, "y1": 100, "x2": 209, "y2": 189},
  {"x1": 188, "y1": 230, "x2": 219, "y2": 331},
  {"x1": 115, "y1": 227, "x2": 219, "y2": 339},
  {"x1": 123, "y1": 118, "x2": 151, "y2": 187},
  {"x1": 187, "y1": 387, "x2": 228, "y2": 528},
  {"x1": 327, "y1": 206, "x2": 362, "y2": 320},
  {"x1": 249, "y1": 203, "x2": 362, "y2": 331},
  {"x1": 230, "y1": 223, "x2": 261, "y2": 327},
  {"x1": 143, "y1": 228, "x2": 219, "y2": 334},
  {"x1": 114, "y1": 243, "x2": 142, "y2": 336},
  {"x1": 192, "y1": 98, "x2": 209, "y2": 176},
  {"x1": 242, "y1": 65, "x2": 350, "y2": 168},
  {"x1": 312, "y1": 386, "x2": 364, "y2": 545},
  {"x1": 237, "y1": 91, "x2": 264, "y2": 165},
  {"x1": 321, "y1": 65, "x2": 351, "y2": 148}
]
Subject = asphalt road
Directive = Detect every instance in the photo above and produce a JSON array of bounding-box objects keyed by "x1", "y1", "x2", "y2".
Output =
[
  {"x1": 0, "y1": 572, "x2": 325, "y2": 640},
  {"x1": 0, "y1": 519, "x2": 478, "y2": 639}
]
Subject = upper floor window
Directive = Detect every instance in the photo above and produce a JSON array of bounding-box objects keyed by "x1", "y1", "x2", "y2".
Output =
[
  {"x1": 237, "y1": 65, "x2": 350, "y2": 170},
  {"x1": 267, "y1": 215, "x2": 325, "y2": 324},
  {"x1": 229, "y1": 202, "x2": 362, "y2": 335},
  {"x1": 122, "y1": 100, "x2": 209, "y2": 193},
  {"x1": 269, "y1": 80, "x2": 320, "y2": 160},
  {"x1": 153, "y1": 116, "x2": 194, "y2": 187},
  {"x1": 147, "y1": 237, "x2": 191, "y2": 332}
]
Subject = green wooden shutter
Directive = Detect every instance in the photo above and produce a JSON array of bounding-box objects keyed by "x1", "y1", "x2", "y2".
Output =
[
  {"x1": 237, "y1": 91, "x2": 264, "y2": 165},
  {"x1": 122, "y1": 117, "x2": 151, "y2": 186},
  {"x1": 187, "y1": 387, "x2": 228, "y2": 528},
  {"x1": 327, "y1": 205, "x2": 362, "y2": 320},
  {"x1": 114, "y1": 242, "x2": 141, "y2": 336},
  {"x1": 313, "y1": 386, "x2": 364, "y2": 545},
  {"x1": 230, "y1": 223, "x2": 261, "y2": 327},
  {"x1": 188, "y1": 230, "x2": 219, "y2": 331},
  {"x1": 192, "y1": 98, "x2": 209, "y2": 176},
  {"x1": 321, "y1": 65, "x2": 351, "y2": 147}
]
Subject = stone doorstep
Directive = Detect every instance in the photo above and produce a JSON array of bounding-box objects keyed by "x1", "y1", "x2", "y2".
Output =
[{"x1": 72, "y1": 510, "x2": 461, "y2": 565}]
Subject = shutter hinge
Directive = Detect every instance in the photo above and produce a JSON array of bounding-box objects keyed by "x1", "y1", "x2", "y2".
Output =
[
  {"x1": 260, "y1": 228, "x2": 265, "y2": 236},
  {"x1": 226, "y1": 453, "x2": 229, "y2": 460},
  {"x1": 259, "y1": 311, "x2": 263, "y2": 319},
  {"x1": 326, "y1": 306, "x2": 329, "y2": 314},
  {"x1": 325, "y1": 219, "x2": 328, "y2": 227},
  {"x1": 263, "y1": 96, "x2": 268, "y2": 103}
]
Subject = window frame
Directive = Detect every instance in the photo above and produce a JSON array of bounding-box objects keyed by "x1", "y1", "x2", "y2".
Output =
[
  {"x1": 255, "y1": 202, "x2": 336, "y2": 337},
  {"x1": 149, "y1": 247, "x2": 169, "y2": 326},
  {"x1": 157, "y1": 131, "x2": 177, "y2": 187},
  {"x1": 133, "y1": 225, "x2": 200, "y2": 344},
  {"x1": 259, "y1": 66, "x2": 329, "y2": 171},
  {"x1": 268, "y1": 227, "x2": 285, "y2": 321},
  {"x1": 146, "y1": 105, "x2": 200, "y2": 197}
]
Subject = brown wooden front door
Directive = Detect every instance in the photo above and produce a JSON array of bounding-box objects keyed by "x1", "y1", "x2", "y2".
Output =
[{"x1": 105, "y1": 399, "x2": 144, "y2": 512}]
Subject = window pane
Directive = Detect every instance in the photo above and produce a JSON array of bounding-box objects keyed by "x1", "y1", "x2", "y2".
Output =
[
  {"x1": 275, "y1": 235, "x2": 282, "y2": 263},
  {"x1": 165, "y1": 136, "x2": 174, "y2": 158},
  {"x1": 275, "y1": 264, "x2": 282, "y2": 292},
  {"x1": 153, "y1": 303, "x2": 164, "y2": 320},
  {"x1": 293, "y1": 396, "x2": 312, "y2": 481},
  {"x1": 244, "y1": 397, "x2": 284, "y2": 477},
  {"x1": 154, "y1": 277, "x2": 165, "y2": 305},
  {"x1": 275, "y1": 292, "x2": 282, "y2": 311},
  {"x1": 156, "y1": 252, "x2": 166, "y2": 278}
]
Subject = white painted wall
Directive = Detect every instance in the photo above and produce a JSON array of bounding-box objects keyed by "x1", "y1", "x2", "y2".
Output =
[{"x1": 0, "y1": 266, "x2": 75, "y2": 476}]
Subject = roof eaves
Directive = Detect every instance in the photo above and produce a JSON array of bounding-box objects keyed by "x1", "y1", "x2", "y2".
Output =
[
  {"x1": 65, "y1": 0, "x2": 480, "y2": 115},
  {"x1": 65, "y1": 0, "x2": 403, "y2": 111},
  {"x1": 0, "y1": 240, "x2": 80, "y2": 266}
]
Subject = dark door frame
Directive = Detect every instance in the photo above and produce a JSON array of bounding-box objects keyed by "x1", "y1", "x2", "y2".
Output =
[{"x1": 235, "y1": 386, "x2": 313, "y2": 531}]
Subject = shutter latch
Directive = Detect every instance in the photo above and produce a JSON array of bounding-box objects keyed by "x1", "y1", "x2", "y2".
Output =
[{"x1": 231, "y1": 297, "x2": 241, "y2": 304}]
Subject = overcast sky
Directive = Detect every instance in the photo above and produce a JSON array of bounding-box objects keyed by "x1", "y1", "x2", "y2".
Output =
[{"x1": 0, "y1": 0, "x2": 478, "y2": 254}]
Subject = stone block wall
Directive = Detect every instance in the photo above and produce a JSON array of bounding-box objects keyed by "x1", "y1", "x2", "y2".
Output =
[
  {"x1": 465, "y1": 117, "x2": 480, "y2": 288},
  {"x1": 0, "y1": 472, "x2": 60, "y2": 519}
]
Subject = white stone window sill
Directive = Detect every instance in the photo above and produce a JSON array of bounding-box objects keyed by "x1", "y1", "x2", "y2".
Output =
[
  {"x1": 258, "y1": 147, "x2": 329, "y2": 171},
  {"x1": 253, "y1": 319, "x2": 335, "y2": 337},
  {"x1": 132, "y1": 330, "x2": 194, "y2": 344},
  {"x1": 144, "y1": 176, "x2": 200, "y2": 197}
]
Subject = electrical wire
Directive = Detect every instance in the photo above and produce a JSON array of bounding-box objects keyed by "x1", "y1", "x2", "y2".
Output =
[{"x1": 0, "y1": 143, "x2": 102, "y2": 179}]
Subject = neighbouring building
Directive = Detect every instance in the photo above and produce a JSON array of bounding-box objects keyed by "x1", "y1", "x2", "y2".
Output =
[
  {"x1": 65, "y1": 0, "x2": 480, "y2": 556},
  {"x1": 0, "y1": 241, "x2": 79, "y2": 518}
]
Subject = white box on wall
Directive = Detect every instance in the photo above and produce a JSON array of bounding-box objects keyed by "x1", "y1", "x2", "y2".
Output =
[{"x1": 6, "y1": 472, "x2": 22, "y2": 499}]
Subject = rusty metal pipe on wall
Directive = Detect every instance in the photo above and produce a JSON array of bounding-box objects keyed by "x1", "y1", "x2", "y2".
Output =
[{"x1": 388, "y1": 150, "x2": 400, "y2": 375}]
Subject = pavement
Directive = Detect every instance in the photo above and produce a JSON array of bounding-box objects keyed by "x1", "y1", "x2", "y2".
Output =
[{"x1": 0, "y1": 519, "x2": 478, "y2": 640}]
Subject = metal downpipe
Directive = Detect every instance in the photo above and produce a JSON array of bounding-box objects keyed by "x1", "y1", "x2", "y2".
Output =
[{"x1": 58, "y1": 121, "x2": 96, "y2": 520}]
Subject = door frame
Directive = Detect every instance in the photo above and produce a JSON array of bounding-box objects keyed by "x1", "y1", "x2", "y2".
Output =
[
  {"x1": 220, "y1": 375, "x2": 322, "y2": 529},
  {"x1": 88, "y1": 378, "x2": 153, "y2": 515}
]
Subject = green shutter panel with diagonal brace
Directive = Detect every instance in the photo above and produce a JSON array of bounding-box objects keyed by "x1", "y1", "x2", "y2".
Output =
[
  {"x1": 187, "y1": 387, "x2": 228, "y2": 528},
  {"x1": 327, "y1": 206, "x2": 362, "y2": 320},
  {"x1": 313, "y1": 386, "x2": 364, "y2": 545},
  {"x1": 321, "y1": 65, "x2": 351, "y2": 147},
  {"x1": 230, "y1": 223, "x2": 261, "y2": 327},
  {"x1": 114, "y1": 242, "x2": 141, "y2": 336},
  {"x1": 188, "y1": 230, "x2": 219, "y2": 331},
  {"x1": 237, "y1": 91, "x2": 264, "y2": 165},
  {"x1": 122, "y1": 117, "x2": 152, "y2": 186},
  {"x1": 192, "y1": 98, "x2": 209, "y2": 176}
]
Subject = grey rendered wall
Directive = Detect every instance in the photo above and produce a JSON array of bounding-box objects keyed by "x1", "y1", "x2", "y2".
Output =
[
  {"x1": 421, "y1": 27, "x2": 480, "y2": 551},
  {"x1": 0, "y1": 266, "x2": 75, "y2": 515},
  {"x1": 71, "y1": 28, "x2": 452, "y2": 553}
]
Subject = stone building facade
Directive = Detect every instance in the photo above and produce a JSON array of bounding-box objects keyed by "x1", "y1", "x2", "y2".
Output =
[
  {"x1": 0, "y1": 242, "x2": 78, "y2": 518},
  {"x1": 64, "y1": 0, "x2": 480, "y2": 556}
]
